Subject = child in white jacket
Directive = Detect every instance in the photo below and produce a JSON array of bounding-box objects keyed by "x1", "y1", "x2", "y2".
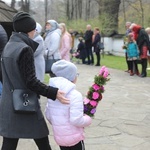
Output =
[{"x1": 45, "y1": 60, "x2": 92, "y2": 150}]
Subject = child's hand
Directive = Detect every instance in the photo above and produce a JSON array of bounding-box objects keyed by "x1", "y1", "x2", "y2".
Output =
[{"x1": 122, "y1": 45, "x2": 127, "y2": 49}]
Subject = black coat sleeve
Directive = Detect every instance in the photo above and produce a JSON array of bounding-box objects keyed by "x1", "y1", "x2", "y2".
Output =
[
  {"x1": 18, "y1": 47, "x2": 58, "y2": 100},
  {"x1": 137, "y1": 29, "x2": 150, "y2": 50}
]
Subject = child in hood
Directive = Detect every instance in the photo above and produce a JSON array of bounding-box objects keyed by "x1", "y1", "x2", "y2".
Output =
[
  {"x1": 45, "y1": 60, "x2": 92, "y2": 150},
  {"x1": 127, "y1": 33, "x2": 140, "y2": 76}
]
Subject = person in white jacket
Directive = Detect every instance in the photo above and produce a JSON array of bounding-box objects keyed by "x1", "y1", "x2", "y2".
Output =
[
  {"x1": 44, "y1": 20, "x2": 61, "y2": 76},
  {"x1": 33, "y1": 22, "x2": 45, "y2": 82},
  {"x1": 44, "y1": 20, "x2": 61, "y2": 60},
  {"x1": 45, "y1": 60, "x2": 92, "y2": 150}
]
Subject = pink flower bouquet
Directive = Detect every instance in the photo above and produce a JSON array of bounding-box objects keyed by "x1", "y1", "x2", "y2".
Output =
[{"x1": 84, "y1": 66, "x2": 110, "y2": 117}]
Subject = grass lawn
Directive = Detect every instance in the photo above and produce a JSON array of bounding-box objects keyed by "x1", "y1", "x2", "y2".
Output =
[
  {"x1": 100, "y1": 54, "x2": 127, "y2": 71},
  {"x1": 100, "y1": 54, "x2": 150, "y2": 77},
  {"x1": 44, "y1": 74, "x2": 50, "y2": 84}
]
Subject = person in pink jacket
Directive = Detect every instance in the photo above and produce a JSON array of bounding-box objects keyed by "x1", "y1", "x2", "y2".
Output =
[
  {"x1": 59, "y1": 23, "x2": 72, "y2": 61},
  {"x1": 45, "y1": 60, "x2": 92, "y2": 150}
]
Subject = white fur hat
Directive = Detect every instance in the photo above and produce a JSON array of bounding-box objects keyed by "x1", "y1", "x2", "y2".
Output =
[
  {"x1": 51, "y1": 60, "x2": 77, "y2": 81},
  {"x1": 36, "y1": 22, "x2": 42, "y2": 33}
]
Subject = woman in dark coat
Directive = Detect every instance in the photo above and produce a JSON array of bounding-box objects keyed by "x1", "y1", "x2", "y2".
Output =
[
  {"x1": 130, "y1": 24, "x2": 150, "y2": 77},
  {"x1": 0, "y1": 11, "x2": 69, "y2": 150},
  {"x1": 92, "y1": 27, "x2": 101, "y2": 66},
  {"x1": 77, "y1": 37, "x2": 86, "y2": 64}
]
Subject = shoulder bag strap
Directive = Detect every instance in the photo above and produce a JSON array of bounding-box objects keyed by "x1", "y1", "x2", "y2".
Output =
[{"x1": 46, "y1": 50, "x2": 54, "y2": 60}]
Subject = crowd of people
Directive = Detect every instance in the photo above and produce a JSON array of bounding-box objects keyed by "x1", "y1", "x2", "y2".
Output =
[{"x1": 123, "y1": 21, "x2": 150, "y2": 78}]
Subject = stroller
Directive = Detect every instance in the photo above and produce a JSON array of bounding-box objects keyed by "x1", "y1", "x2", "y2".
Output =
[{"x1": 71, "y1": 49, "x2": 81, "y2": 63}]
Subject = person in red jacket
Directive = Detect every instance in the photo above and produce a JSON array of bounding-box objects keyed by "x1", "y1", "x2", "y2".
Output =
[{"x1": 130, "y1": 23, "x2": 150, "y2": 77}]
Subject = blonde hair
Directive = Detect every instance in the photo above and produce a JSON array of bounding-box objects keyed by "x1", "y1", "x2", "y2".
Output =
[
  {"x1": 59, "y1": 23, "x2": 67, "y2": 35},
  {"x1": 145, "y1": 27, "x2": 150, "y2": 33}
]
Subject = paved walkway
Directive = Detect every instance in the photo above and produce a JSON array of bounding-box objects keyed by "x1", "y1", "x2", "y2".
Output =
[{"x1": 0, "y1": 62, "x2": 150, "y2": 150}]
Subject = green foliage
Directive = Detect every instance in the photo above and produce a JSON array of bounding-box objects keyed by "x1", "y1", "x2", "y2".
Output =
[
  {"x1": 61, "y1": 17, "x2": 101, "y2": 34},
  {"x1": 44, "y1": 74, "x2": 50, "y2": 84},
  {"x1": 94, "y1": 75, "x2": 108, "y2": 86},
  {"x1": 119, "y1": 2, "x2": 150, "y2": 33}
]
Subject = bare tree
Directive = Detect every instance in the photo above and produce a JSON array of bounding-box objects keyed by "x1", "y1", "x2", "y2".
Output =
[
  {"x1": 66, "y1": 0, "x2": 70, "y2": 20},
  {"x1": 70, "y1": 0, "x2": 74, "y2": 20},
  {"x1": 11, "y1": 0, "x2": 16, "y2": 8},
  {"x1": 19, "y1": 0, "x2": 30, "y2": 12},
  {"x1": 78, "y1": 0, "x2": 82, "y2": 19},
  {"x1": 122, "y1": 0, "x2": 126, "y2": 25},
  {"x1": 85, "y1": 0, "x2": 91, "y2": 20},
  {"x1": 139, "y1": 0, "x2": 144, "y2": 26},
  {"x1": 45, "y1": 0, "x2": 48, "y2": 23},
  {"x1": 124, "y1": 0, "x2": 144, "y2": 26},
  {"x1": 97, "y1": 0, "x2": 121, "y2": 35}
]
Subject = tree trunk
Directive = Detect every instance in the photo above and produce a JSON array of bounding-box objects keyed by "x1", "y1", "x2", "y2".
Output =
[
  {"x1": 20, "y1": 0, "x2": 30, "y2": 13},
  {"x1": 139, "y1": 0, "x2": 144, "y2": 26},
  {"x1": 123, "y1": 0, "x2": 126, "y2": 25},
  {"x1": 99, "y1": 0, "x2": 121, "y2": 35},
  {"x1": 66, "y1": 0, "x2": 70, "y2": 20},
  {"x1": 11, "y1": 0, "x2": 16, "y2": 8},
  {"x1": 75, "y1": 0, "x2": 78, "y2": 19},
  {"x1": 45, "y1": 0, "x2": 48, "y2": 23},
  {"x1": 78, "y1": 0, "x2": 82, "y2": 19},
  {"x1": 70, "y1": 0, "x2": 74, "y2": 20}
]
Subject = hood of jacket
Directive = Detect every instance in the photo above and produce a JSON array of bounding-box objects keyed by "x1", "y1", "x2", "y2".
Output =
[
  {"x1": 46, "y1": 20, "x2": 60, "y2": 32},
  {"x1": 49, "y1": 77, "x2": 75, "y2": 96}
]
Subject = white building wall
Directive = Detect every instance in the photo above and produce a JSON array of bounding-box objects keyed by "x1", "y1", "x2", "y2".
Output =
[{"x1": 73, "y1": 37, "x2": 125, "y2": 56}]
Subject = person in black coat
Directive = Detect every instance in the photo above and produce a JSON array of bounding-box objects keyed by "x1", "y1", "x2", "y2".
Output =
[
  {"x1": 84, "y1": 24, "x2": 94, "y2": 65},
  {"x1": 130, "y1": 24, "x2": 150, "y2": 77},
  {"x1": 92, "y1": 27, "x2": 101, "y2": 66},
  {"x1": 0, "y1": 25, "x2": 8, "y2": 82},
  {"x1": 77, "y1": 37, "x2": 86, "y2": 64},
  {"x1": 0, "y1": 11, "x2": 69, "y2": 150}
]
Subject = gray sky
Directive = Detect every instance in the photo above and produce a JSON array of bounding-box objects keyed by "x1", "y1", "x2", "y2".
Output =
[{"x1": 3, "y1": 0, "x2": 11, "y2": 4}]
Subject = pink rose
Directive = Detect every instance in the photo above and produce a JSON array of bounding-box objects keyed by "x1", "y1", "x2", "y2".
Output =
[
  {"x1": 103, "y1": 68, "x2": 109, "y2": 78},
  {"x1": 90, "y1": 101, "x2": 98, "y2": 107},
  {"x1": 84, "y1": 98, "x2": 90, "y2": 104},
  {"x1": 92, "y1": 92, "x2": 99, "y2": 100},
  {"x1": 99, "y1": 66, "x2": 106, "y2": 75},
  {"x1": 92, "y1": 84, "x2": 100, "y2": 91},
  {"x1": 100, "y1": 86, "x2": 104, "y2": 92}
]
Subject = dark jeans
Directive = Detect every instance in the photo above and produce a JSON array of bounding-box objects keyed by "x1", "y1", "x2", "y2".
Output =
[
  {"x1": 128, "y1": 60, "x2": 139, "y2": 73},
  {"x1": 86, "y1": 47, "x2": 94, "y2": 64},
  {"x1": 60, "y1": 141, "x2": 85, "y2": 150},
  {"x1": 1, "y1": 136, "x2": 51, "y2": 150},
  {"x1": 125, "y1": 52, "x2": 130, "y2": 70},
  {"x1": 141, "y1": 58, "x2": 147, "y2": 76},
  {"x1": 95, "y1": 52, "x2": 101, "y2": 65}
]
